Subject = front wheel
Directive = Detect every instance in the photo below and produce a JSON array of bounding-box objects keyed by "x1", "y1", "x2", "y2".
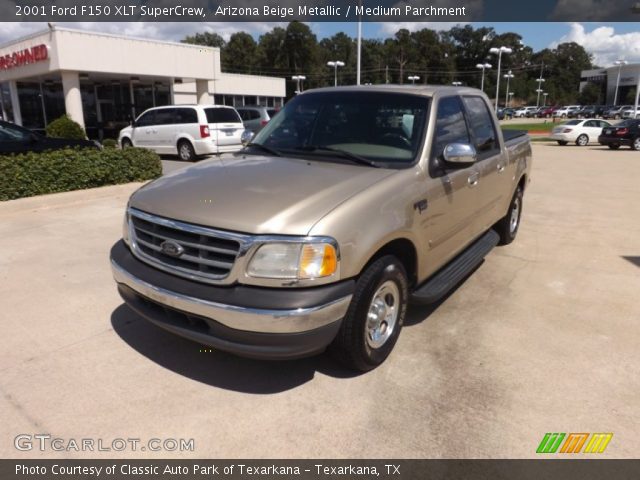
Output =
[
  {"x1": 494, "y1": 186, "x2": 523, "y2": 246},
  {"x1": 576, "y1": 134, "x2": 589, "y2": 146},
  {"x1": 121, "y1": 138, "x2": 132, "y2": 149},
  {"x1": 330, "y1": 256, "x2": 409, "y2": 372}
]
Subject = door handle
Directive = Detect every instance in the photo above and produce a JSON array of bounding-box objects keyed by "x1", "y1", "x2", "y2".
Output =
[
  {"x1": 497, "y1": 164, "x2": 506, "y2": 173},
  {"x1": 467, "y1": 172, "x2": 479, "y2": 187}
]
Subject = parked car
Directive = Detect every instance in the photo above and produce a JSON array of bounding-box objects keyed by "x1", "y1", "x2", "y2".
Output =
[
  {"x1": 568, "y1": 105, "x2": 593, "y2": 118},
  {"x1": 236, "y1": 106, "x2": 279, "y2": 132},
  {"x1": 514, "y1": 106, "x2": 538, "y2": 118},
  {"x1": 621, "y1": 107, "x2": 640, "y2": 119},
  {"x1": 598, "y1": 119, "x2": 640, "y2": 150},
  {"x1": 550, "y1": 119, "x2": 612, "y2": 146},
  {"x1": 497, "y1": 107, "x2": 515, "y2": 120},
  {"x1": 0, "y1": 120, "x2": 99, "y2": 155},
  {"x1": 110, "y1": 85, "x2": 532, "y2": 371},
  {"x1": 118, "y1": 105, "x2": 244, "y2": 161},
  {"x1": 603, "y1": 105, "x2": 631, "y2": 120},
  {"x1": 554, "y1": 105, "x2": 581, "y2": 118},
  {"x1": 536, "y1": 106, "x2": 558, "y2": 118}
]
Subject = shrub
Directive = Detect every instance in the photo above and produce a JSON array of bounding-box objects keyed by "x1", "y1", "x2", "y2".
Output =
[
  {"x1": 102, "y1": 138, "x2": 118, "y2": 149},
  {"x1": 0, "y1": 147, "x2": 162, "y2": 201},
  {"x1": 45, "y1": 115, "x2": 86, "y2": 140}
]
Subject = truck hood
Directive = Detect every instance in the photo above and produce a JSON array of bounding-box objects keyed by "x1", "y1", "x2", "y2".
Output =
[{"x1": 129, "y1": 154, "x2": 396, "y2": 235}]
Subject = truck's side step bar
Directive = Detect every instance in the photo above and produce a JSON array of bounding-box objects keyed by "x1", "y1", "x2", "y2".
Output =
[{"x1": 410, "y1": 229, "x2": 500, "y2": 305}]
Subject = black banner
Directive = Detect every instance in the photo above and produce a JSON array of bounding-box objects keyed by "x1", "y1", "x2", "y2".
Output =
[
  {"x1": 3, "y1": 0, "x2": 640, "y2": 22},
  {"x1": 3, "y1": 460, "x2": 640, "y2": 480}
]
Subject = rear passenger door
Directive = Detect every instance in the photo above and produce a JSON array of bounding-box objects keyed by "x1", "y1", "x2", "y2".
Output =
[{"x1": 461, "y1": 95, "x2": 509, "y2": 231}]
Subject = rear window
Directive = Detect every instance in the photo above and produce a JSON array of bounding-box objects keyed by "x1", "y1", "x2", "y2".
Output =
[
  {"x1": 204, "y1": 108, "x2": 242, "y2": 124},
  {"x1": 565, "y1": 120, "x2": 581, "y2": 125},
  {"x1": 267, "y1": 109, "x2": 278, "y2": 118}
]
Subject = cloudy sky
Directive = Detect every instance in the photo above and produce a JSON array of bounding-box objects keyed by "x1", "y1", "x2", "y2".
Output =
[{"x1": 1, "y1": 21, "x2": 639, "y2": 67}]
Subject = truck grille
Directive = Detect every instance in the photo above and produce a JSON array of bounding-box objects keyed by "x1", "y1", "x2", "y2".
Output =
[{"x1": 129, "y1": 209, "x2": 243, "y2": 283}]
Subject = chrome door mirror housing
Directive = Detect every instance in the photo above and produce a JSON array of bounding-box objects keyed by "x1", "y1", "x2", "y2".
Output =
[
  {"x1": 443, "y1": 143, "x2": 477, "y2": 166},
  {"x1": 241, "y1": 129, "x2": 255, "y2": 146}
]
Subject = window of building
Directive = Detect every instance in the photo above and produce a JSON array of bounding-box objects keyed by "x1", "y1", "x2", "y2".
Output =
[
  {"x1": 17, "y1": 82, "x2": 45, "y2": 130},
  {"x1": 0, "y1": 82, "x2": 14, "y2": 123}
]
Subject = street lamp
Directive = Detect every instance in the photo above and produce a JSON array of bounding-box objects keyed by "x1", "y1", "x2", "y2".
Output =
[
  {"x1": 503, "y1": 70, "x2": 514, "y2": 109},
  {"x1": 408, "y1": 75, "x2": 420, "y2": 84},
  {"x1": 535, "y1": 78, "x2": 546, "y2": 107},
  {"x1": 476, "y1": 63, "x2": 492, "y2": 92},
  {"x1": 508, "y1": 92, "x2": 514, "y2": 107},
  {"x1": 291, "y1": 75, "x2": 306, "y2": 94},
  {"x1": 543, "y1": 92, "x2": 549, "y2": 107},
  {"x1": 327, "y1": 60, "x2": 345, "y2": 87},
  {"x1": 490, "y1": 46, "x2": 512, "y2": 112},
  {"x1": 452, "y1": 81, "x2": 462, "y2": 86},
  {"x1": 613, "y1": 59, "x2": 628, "y2": 105}
]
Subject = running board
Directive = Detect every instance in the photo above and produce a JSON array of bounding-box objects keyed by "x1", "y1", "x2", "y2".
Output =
[{"x1": 410, "y1": 230, "x2": 500, "y2": 305}]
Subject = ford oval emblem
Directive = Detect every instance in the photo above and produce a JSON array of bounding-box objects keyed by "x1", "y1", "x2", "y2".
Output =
[{"x1": 160, "y1": 240, "x2": 184, "y2": 257}]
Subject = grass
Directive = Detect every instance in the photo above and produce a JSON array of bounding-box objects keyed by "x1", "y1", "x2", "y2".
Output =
[{"x1": 501, "y1": 122, "x2": 557, "y2": 132}]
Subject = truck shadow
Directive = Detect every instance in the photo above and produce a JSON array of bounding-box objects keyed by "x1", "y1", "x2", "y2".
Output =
[{"x1": 110, "y1": 305, "x2": 360, "y2": 394}]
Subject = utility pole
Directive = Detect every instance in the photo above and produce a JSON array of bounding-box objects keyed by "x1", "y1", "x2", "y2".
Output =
[{"x1": 385, "y1": 65, "x2": 389, "y2": 84}]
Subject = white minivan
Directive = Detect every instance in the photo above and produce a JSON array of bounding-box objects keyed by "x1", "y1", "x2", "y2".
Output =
[{"x1": 119, "y1": 105, "x2": 245, "y2": 161}]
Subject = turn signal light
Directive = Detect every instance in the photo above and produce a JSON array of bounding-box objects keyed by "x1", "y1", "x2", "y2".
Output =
[{"x1": 200, "y1": 125, "x2": 210, "y2": 138}]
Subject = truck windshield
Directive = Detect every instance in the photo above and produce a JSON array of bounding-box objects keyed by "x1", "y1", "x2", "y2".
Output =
[{"x1": 250, "y1": 91, "x2": 430, "y2": 167}]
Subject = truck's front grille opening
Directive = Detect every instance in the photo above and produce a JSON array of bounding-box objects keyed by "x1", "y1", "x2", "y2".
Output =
[{"x1": 129, "y1": 210, "x2": 242, "y2": 283}]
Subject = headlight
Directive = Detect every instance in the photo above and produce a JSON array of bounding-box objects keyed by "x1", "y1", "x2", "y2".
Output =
[{"x1": 247, "y1": 242, "x2": 338, "y2": 280}]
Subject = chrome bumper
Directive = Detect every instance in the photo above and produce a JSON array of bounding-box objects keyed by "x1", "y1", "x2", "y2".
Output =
[{"x1": 111, "y1": 260, "x2": 352, "y2": 334}]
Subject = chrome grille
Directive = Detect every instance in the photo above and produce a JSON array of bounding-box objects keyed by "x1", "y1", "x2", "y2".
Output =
[{"x1": 129, "y1": 209, "x2": 243, "y2": 283}]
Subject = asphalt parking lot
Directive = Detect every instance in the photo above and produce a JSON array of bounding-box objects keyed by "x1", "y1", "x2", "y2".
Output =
[{"x1": 1, "y1": 143, "x2": 639, "y2": 458}]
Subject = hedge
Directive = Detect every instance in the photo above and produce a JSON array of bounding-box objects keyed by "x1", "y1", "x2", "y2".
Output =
[
  {"x1": 46, "y1": 115, "x2": 86, "y2": 140},
  {"x1": 102, "y1": 138, "x2": 118, "y2": 149},
  {"x1": 0, "y1": 147, "x2": 162, "y2": 201}
]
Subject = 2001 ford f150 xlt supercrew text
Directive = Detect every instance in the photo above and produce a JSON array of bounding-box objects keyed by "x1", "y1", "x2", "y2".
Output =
[{"x1": 110, "y1": 85, "x2": 532, "y2": 371}]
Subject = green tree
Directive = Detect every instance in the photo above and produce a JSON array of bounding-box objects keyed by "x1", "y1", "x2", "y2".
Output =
[
  {"x1": 578, "y1": 82, "x2": 603, "y2": 104},
  {"x1": 222, "y1": 32, "x2": 258, "y2": 73},
  {"x1": 181, "y1": 32, "x2": 226, "y2": 49}
]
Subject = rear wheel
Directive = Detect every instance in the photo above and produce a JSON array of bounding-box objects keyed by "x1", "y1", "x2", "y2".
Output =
[
  {"x1": 608, "y1": 144, "x2": 620, "y2": 150},
  {"x1": 329, "y1": 255, "x2": 408, "y2": 372},
  {"x1": 632, "y1": 137, "x2": 640, "y2": 151},
  {"x1": 495, "y1": 186, "x2": 523, "y2": 246},
  {"x1": 557, "y1": 141, "x2": 568, "y2": 146},
  {"x1": 576, "y1": 134, "x2": 589, "y2": 146},
  {"x1": 177, "y1": 140, "x2": 196, "y2": 161}
]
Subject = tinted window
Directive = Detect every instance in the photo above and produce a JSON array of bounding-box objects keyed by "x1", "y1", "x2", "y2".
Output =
[
  {"x1": 565, "y1": 120, "x2": 581, "y2": 125},
  {"x1": 205, "y1": 108, "x2": 242, "y2": 124},
  {"x1": 267, "y1": 109, "x2": 278, "y2": 118},
  {"x1": 154, "y1": 108, "x2": 176, "y2": 126},
  {"x1": 252, "y1": 91, "x2": 430, "y2": 167},
  {"x1": 175, "y1": 108, "x2": 198, "y2": 124},
  {"x1": 431, "y1": 96, "x2": 470, "y2": 165},
  {"x1": 0, "y1": 122, "x2": 31, "y2": 142},
  {"x1": 584, "y1": 120, "x2": 597, "y2": 127},
  {"x1": 240, "y1": 109, "x2": 260, "y2": 120},
  {"x1": 462, "y1": 96, "x2": 498, "y2": 157},
  {"x1": 136, "y1": 111, "x2": 155, "y2": 127}
]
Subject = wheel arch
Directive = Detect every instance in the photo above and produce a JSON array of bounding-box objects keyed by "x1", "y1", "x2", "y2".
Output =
[{"x1": 360, "y1": 238, "x2": 418, "y2": 288}]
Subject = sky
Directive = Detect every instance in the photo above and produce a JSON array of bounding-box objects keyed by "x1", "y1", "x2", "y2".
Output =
[{"x1": 1, "y1": 21, "x2": 639, "y2": 67}]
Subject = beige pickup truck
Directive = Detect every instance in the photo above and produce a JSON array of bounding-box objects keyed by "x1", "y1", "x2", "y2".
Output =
[{"x1": 110, "y1": 85, "x2": 531, "y2": 371}]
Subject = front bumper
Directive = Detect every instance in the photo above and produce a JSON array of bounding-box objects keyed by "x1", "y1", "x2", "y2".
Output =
[{"x1": 110, "y1": 241, "x2": 354, "y2": 359}]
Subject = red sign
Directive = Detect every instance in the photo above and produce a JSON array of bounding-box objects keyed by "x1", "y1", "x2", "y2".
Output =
[{"x1": 0, "y1": 44, "x2": 49, "y2": 71}]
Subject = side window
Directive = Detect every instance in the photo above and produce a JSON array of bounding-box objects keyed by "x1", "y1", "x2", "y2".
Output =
[
  {"x1": 136, "y1": 111, "x2": 155, "y2": 127},
  {"x1": 175, "y1": 108, "x2": 197, "y2": 124},
  {"x1": 462, "y1": 96, "x2": 499, "y2": 159},
  {"x1": 154, "y1": 108, "x2": 176, "y2": 126},
  {"x1": 237, "y1": 110, "x2": 249, "y2": 121},
  {"x1": 430, "y1": 96, "x2": 471, "y2": 175},
  {"x1": 584, "y1": 120, "x2": 596, "y2": 128}
]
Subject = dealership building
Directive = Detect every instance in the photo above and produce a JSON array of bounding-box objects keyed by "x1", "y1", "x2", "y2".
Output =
[
  {"x1": 0, "y1": 27, "x2": 286, "y2": 139},
  {"x1": 580, "y1": 63, "x2": 640, "y2": 105}
]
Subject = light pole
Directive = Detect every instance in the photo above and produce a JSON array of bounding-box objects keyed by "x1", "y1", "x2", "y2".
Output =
[
  {"x1": 490, "y1": 46, "x2": 512, "y2": 112},
  {"x1": 408, "y1": 75, "x2": 420, "y2": 84},
  {"x1": 452, "y1": 81, "x2": 462, "y2": 86},
  {"x1": 291, "y1": 75, "x2": 306, "y2": 94},
  {"x1": 503, "y1": 70, "x2": 514, "y2": 109},
  {"x1": 508, "y1": 92, "x2": 514, "y2": 107},
  {"x1": 613, "y1": 59, "x2": 628, "y2": 105},
  {"x1": 543, "y1": 92, "x2": 548, "y2": 107},
  {"x1": 327, "y1": 61, "x2": 345, "y2": 87},
  {"x1": 535, "y1": 77, "x2": 546, "y2": 107},
  {"x1": 476, "y1": 63, "x2": 492, "y2": 92}
]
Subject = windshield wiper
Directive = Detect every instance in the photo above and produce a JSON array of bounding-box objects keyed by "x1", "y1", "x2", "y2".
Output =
[
  {"x1": 243, "y1": 142, "x2": 282, "y2": 157},
  {"x1": 293, "y1": 145, "x2": 380, "y2": 168}
]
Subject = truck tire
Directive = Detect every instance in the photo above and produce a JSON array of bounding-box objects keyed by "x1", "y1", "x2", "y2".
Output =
[
  {"x1": 494, "y1": 186, "x2": 523, "y2": 246},
  {"x1": 330, "y1": 255, "x2": 408, "y2": 372}
]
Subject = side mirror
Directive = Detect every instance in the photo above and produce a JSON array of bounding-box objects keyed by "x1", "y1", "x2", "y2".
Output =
[
  {"x1": 241, "y1": 129, "x2": 255, "y2": 146},
  {"x1": 443, "y1": 143, "x2": 476, "y2": 167}
]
